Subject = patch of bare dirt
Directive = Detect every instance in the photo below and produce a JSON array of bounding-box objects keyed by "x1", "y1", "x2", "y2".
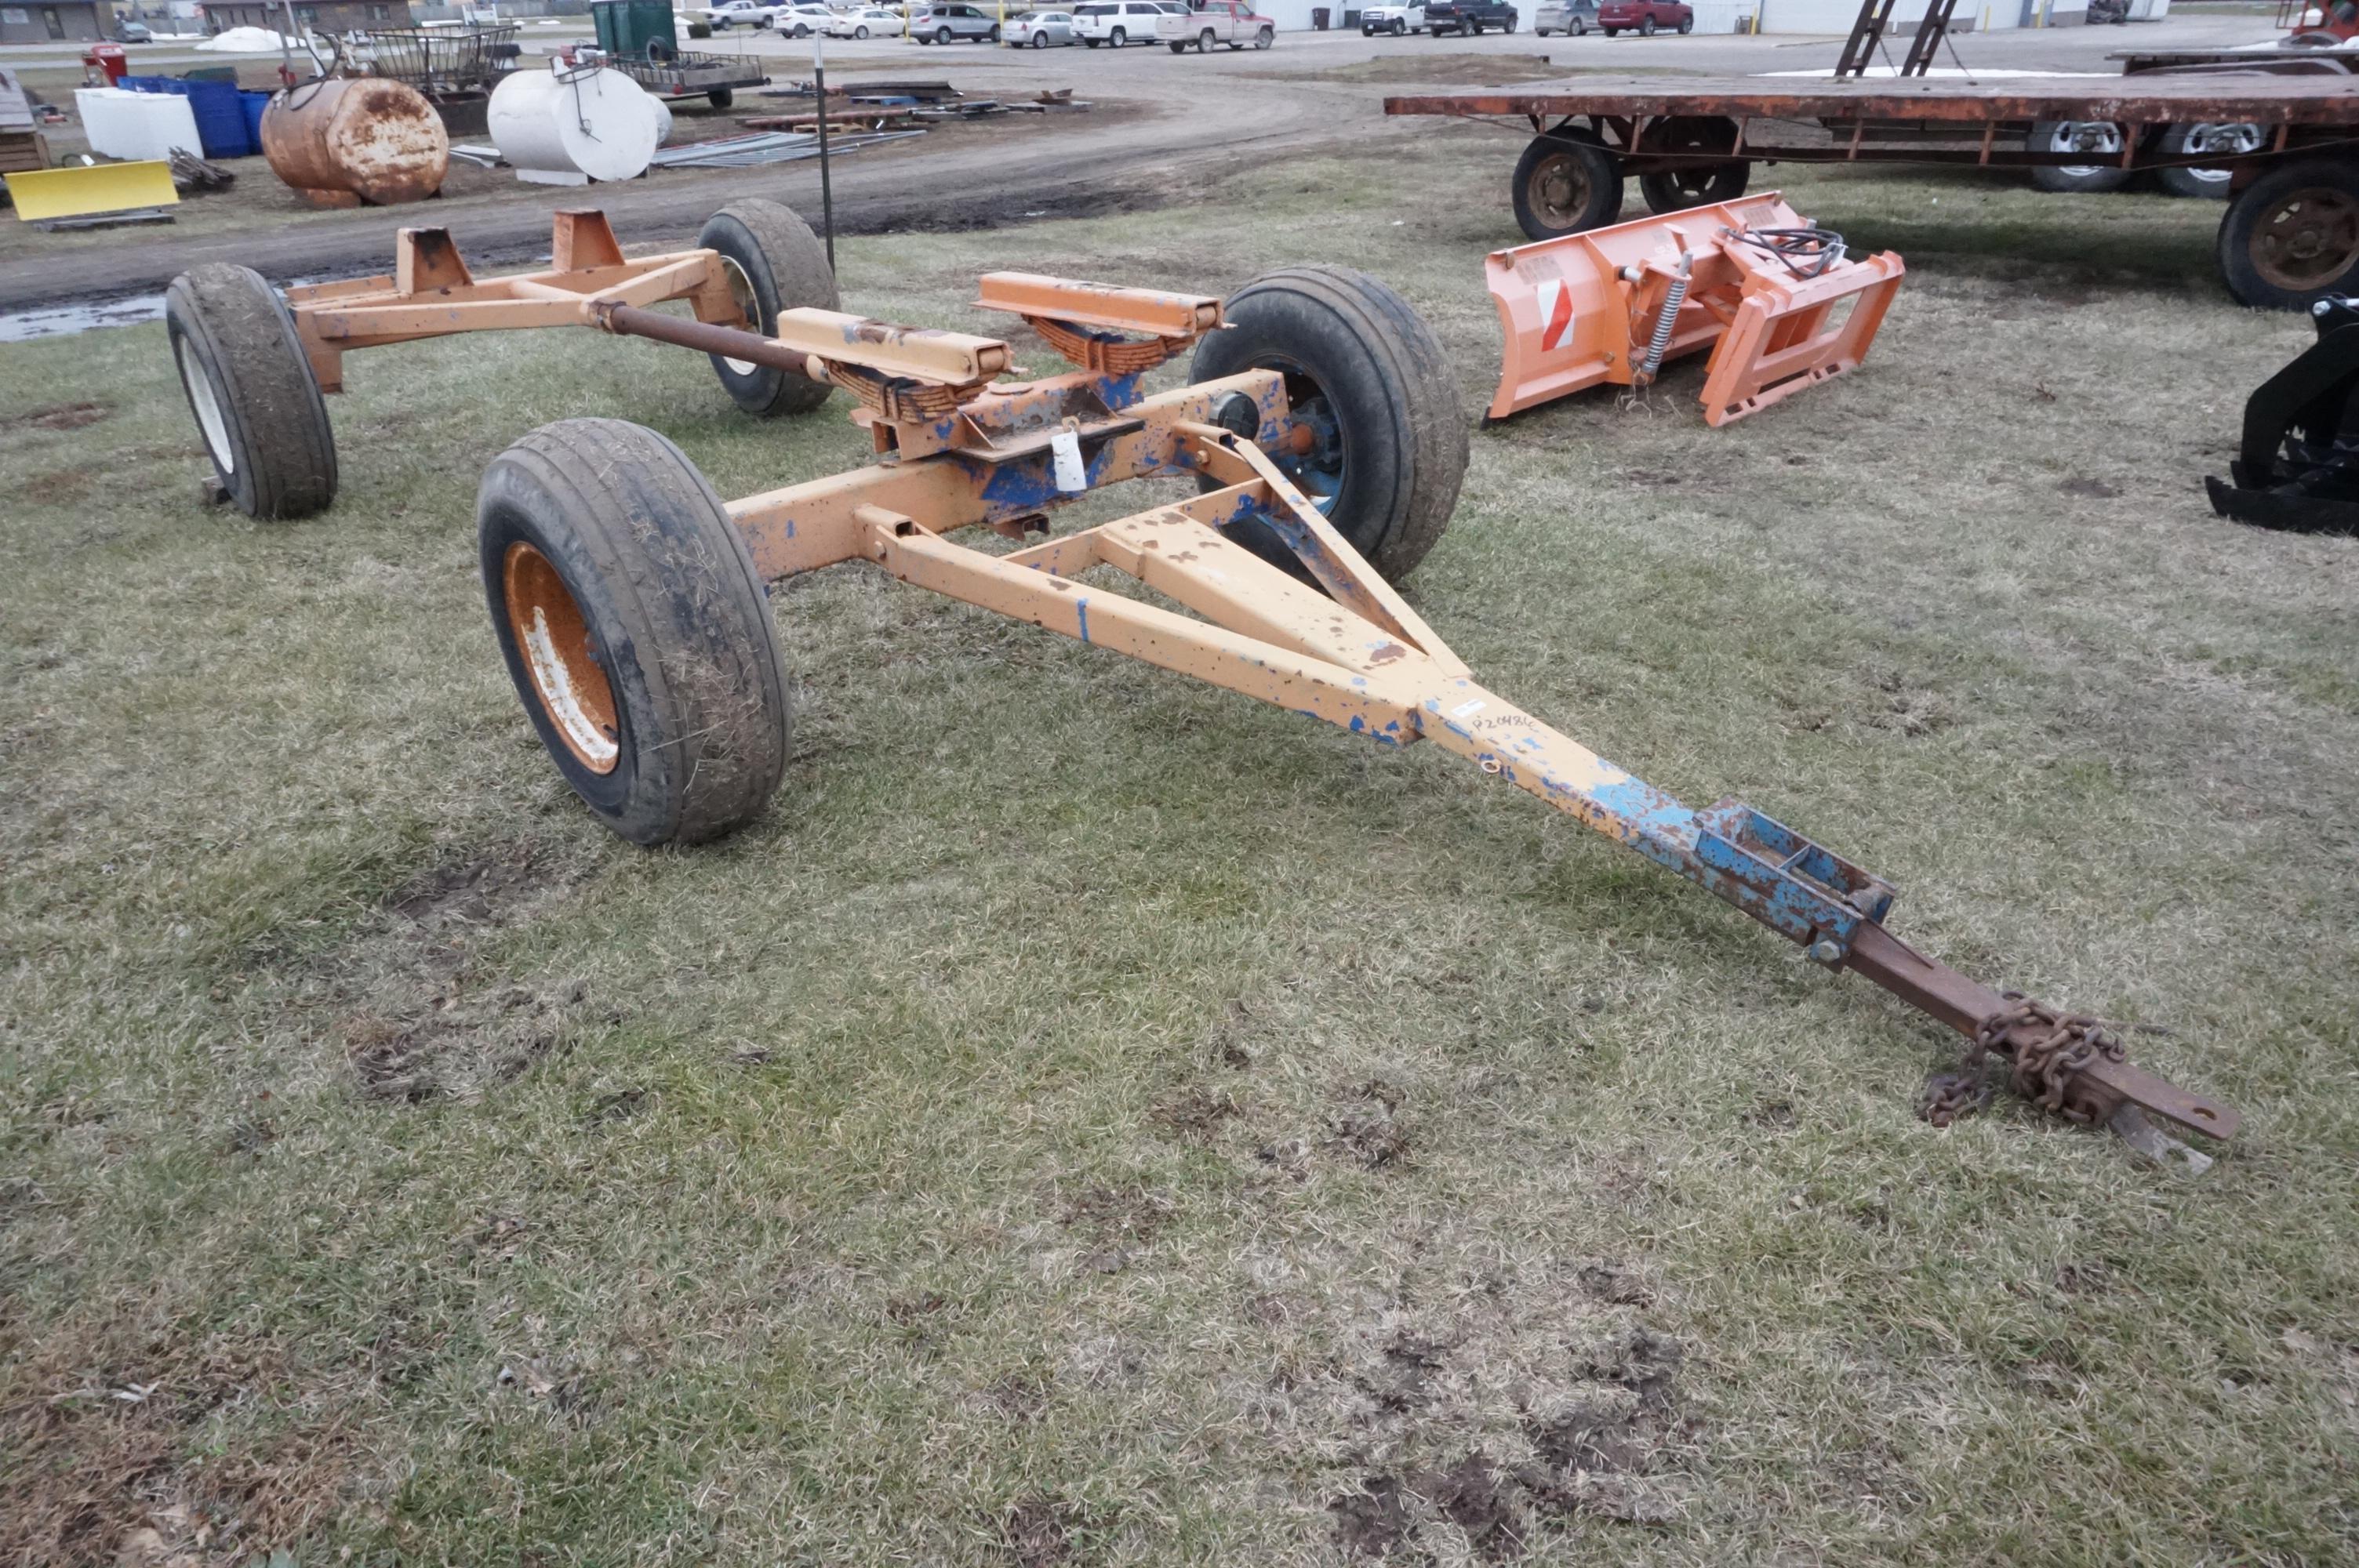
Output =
[
  {"x1": 5, "y1": 401, "x2": 107, "y2": 431},
  {"x1": 0, "y1": 1312, "x2": 357, "y2": 1568},
  {"x1": 999, "y1": 1494, "x2": 1078, "y2": 1566},
  {"x1": 24, "y1": 470, "x2": 91, "y2": 506},
  {"x1": 341, "y1": 976, "x2": 586, "y2": 1104},
  {"x1": 1311, "y1": 1261, "x2": 1696, "y2": 1559},
  {"x1": 1150, "y1": 1085, "x2": 1243, "y2": 1140}
]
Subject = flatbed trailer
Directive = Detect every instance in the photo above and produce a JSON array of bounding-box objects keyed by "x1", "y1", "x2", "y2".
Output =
[
  {"x1": 1384, "y1": 71, "x2": 2359, "y2": 308},
  {"x1": 605, "y1": 48, "x2": 767, "y2": 107}
]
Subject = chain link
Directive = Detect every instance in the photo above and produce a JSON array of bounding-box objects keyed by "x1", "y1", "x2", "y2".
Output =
[{"x1": 1917, "y1": 992, "x2": 2127, "y2": 1127}]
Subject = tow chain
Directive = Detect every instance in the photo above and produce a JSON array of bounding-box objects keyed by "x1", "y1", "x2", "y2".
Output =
[{"x1": 1919, "y1": 992, "x2": 2127, "y2": 1127}]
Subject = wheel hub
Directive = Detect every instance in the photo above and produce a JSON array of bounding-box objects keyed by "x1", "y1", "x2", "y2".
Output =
[
  {"x1": 1532, "y1": 153, "x2": 1587, "y2": 227},
  {"x1": 503, "y1": 540, "x2": 620, "y2": 773},
  {"x1": 175, "y1": 337, "x2": 234, "y2": 476},
  {"x1": 718, "y1": 255, "x2": 761, "y2": 376},
  {"x1": 2255, "y1": 187, "x2": 2359, "y2": 292}
]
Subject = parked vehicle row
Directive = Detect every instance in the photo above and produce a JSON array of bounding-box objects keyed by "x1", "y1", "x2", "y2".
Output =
[
  {"x1": 698, "y1": 0, "x2": 1690, "y2": 50},
  {"x1": 1357, "y1": 0, "x2": 1691, "y2": 34}
]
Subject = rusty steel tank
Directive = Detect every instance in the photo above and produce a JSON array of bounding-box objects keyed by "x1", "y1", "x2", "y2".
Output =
[{"x1": 260, "y1": 77, "x2": 449, "y2": 209}]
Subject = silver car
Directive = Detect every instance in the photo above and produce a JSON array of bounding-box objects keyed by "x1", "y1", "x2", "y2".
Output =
[
  {"x1": 1533, "y1": 0, "x2": 1597, "y2": 31},
  {"x1": 1005, "y1": 8, "x2": 1078, "y2": 44},
  {"x1": 910, "y1": 1, "x2": 1000, "y2": 41}
]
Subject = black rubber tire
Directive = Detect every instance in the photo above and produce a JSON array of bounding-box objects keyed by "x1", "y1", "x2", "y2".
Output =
[
  {"x1": 165, "y1": 263, "x2": 337, "y2": 521},
  {"x1": 1503, "y1": 12, "x2": 1517, "y2": 30},
  {"x1": 1390, "y1": 15, "x2": 1405, "y2": 30},
  {"x1": 1110, "y1": 25, "x2": 1125, "y2": 42},
  {"x1": 2026, "y1": 121, "x2": 2134, "y2": 194},
  {"x1": 1189, "y1": 266, "x2": 1467, "y2": 584},
  {"x1": 1030, "y1": 30, "x2": 1046, "y2": 45},
  {"x1": 1083, "y1": 35, "x2": 1098, "y2": 45},
  {"x1": 1572, "y1": 16, "x2": 1585, "y2": 31},
  {"x1": 707, "y1": 86, "x2": 734, "y2": 107},
  {"x1": 1638, "y1": 14, "x2": 1654, "y2": 32},
  {"x1": 1676, "y1": 13, "x2": 1690, "y2": 29},
  {"x1": 985, "y1": 24, "x2": 998, "y2": 39},
  {"x1": 1638, "y1": 161, "x2": 1747, "y2": 212},
  {"x1": 2216, "y1": 158, "x2": 2359, "y2": 310},
  {"x1": 1511, "y1": 129, "x2": 1623, "y2": 241},
  {"x1": 1169, "y1": 38, "x2": 1187, "y2": 49},
  {"x1": 935, "y1": 24, "x2": 951, "y2": 41},
  {"x1": 1602, "y1": 26, "x2": 1617, "y2": 34},
  {"x1": 1197, "y1": 27, "x2": 1215, "y2": 49},
  {"x1": 1634, "y1": 114, "x2": 1748, "y2": 212},
  {"x1": 478, "y1": 419, "x2": 790, "y2": 848},
  {"x1": 697, "y1": 198, "x2": 838, "y2": 417},
  {"x1": 2157, "y1": 121, "x2": 2259, "y2": 201},
  {"x1": 1254, "y1": 25, "x2": 1272, "y2": 45}
]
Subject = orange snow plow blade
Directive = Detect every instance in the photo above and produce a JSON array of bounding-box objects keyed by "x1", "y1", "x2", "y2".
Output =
[{"x1": 1484, "y1": 192, "x2": 1904, "y2": 426}]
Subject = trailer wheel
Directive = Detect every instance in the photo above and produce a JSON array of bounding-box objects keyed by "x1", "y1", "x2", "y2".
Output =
[
  {"x1": 698, "y1": 198, "x2": 838, "y2": 417},
  {"x1": 2219, "y1": 158, "x2": 2359, "y2": 310},
  {"x1": 478, "y1": 419, "x2": 790, "y2": 848},
  {"x1": 1511, "y1": 128, "x2": 1623, "y2": 241},
  {"x1": 2157, "y1": 121, "x2": 2262, "y2": 201},
  {"x1": 2026, "y1": 120, "x2": 2133, "y2": 194},
  {"x1": 1634, "y1": 114, "x2": 1747, "y2": 213},
  {"x1": 165, "y1": 263, "x2": 337, "y2": 521},
  {"x1": 1190, "y1": 267, "x2": 1467, "y2": 583},
  {"x1": 707, "y1": 87, "x2": 734, "y2": 107}
]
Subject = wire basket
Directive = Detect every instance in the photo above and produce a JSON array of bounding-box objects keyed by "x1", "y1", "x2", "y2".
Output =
[{"x1": 358, "y1": 25, "x2": 520, "y2": 92}]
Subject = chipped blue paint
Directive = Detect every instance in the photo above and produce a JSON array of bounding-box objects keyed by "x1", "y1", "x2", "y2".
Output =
[
  {"x1": 1414, "y1": 698, "x2": 1888, "y2": 953},
  {"x1": 1075, "y1": 598, "x2": 1090, "y2": 644}
]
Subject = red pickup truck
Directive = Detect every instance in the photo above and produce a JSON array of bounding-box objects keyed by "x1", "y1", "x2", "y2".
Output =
[{"x1": 1596, "y1": 0, "x2": 1690, "y2": 32}]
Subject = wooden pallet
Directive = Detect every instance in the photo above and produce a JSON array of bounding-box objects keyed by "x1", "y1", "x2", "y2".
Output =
[{"x1": 0, "y1": 129, "x2": 51, "y2": 176}]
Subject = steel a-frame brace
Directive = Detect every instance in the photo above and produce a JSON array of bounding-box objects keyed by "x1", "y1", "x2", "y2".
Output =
[{"x1": 594, "y1": 274, "x2": 2239, "y2": 1160}]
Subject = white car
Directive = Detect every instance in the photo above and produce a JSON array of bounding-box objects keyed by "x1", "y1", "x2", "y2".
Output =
[
  {"x1": 827, "y1": 5, "x2": 902, "y2": 34},
  {"x1": 776, "y1": 3, "x2": 834, "y2": 34},
  {"x1": 1072, "y1": 0, "x2": 1180, "y2": 45},
  {"x1": 1004, "y1": 8, "x2": 1078, "y2": 44},
  {"x1": 1359, "y1": 2, "x2": 1424, "y2": 31},
  {"x1": 703, "y1": 0, "x2": 779, "y2": 27}
]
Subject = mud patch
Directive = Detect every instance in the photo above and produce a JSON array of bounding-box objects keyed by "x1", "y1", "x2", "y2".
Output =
[
  {"x1": 6, "y1": 401, "x2": 107, "y2": 431},
  {"x1": 1151, "y1": 1084, "x2": 1243, "y2": 1140},
  {"x1": 999, "y1": 1493, "x2": 1078, "y2": 1566},
  {"x1": 24, "y1": 468, "x2": 91, "y2": 506},
  {"x1": 382, "y1": 844, "x2": 567, "y2": 929},
  {"x1": 340, "y1": 977, "x2": 584, "y2": 1103},
  {"x1": 0, "y1": 1316, "x2": 354, "y2": 1568}
]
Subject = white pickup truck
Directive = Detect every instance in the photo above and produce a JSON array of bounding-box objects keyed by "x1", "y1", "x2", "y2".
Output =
[{"x1": 1156, "y1": 0, "x2": 1274, "y2": 49}]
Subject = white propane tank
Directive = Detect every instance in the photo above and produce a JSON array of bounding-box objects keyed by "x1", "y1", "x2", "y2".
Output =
[
  {"x1": 486, "y1": 64, "x2": 662, "y2": 186},
  {"x1": 650, "y1": 93, "x2": 674, "y2": 146}
]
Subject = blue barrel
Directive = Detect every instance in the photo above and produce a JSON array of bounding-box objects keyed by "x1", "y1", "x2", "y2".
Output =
[{"x1": 240, "y1": 91, "x2": 269, "y2": 151}]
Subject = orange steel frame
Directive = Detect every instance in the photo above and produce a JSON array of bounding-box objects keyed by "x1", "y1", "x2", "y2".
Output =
[
  {"x1": 1485, "y1": 192, "x2": 1906, "y2": 426},
  {"x1": 277, "y1": 210, "x2": 742, "y2": 393},
  {"x1": 583, "y1": 269, "x2": 2237, "y2": 1160}
]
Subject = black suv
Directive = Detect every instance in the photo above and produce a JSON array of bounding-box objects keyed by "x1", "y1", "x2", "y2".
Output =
[{"x1": 1423, "y1": 0, "x2": 1517, "y2": 31}]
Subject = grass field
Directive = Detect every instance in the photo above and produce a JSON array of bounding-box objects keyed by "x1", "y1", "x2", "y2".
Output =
[{"x1": 4, "y1": 136, "x2": 2357, "y2": 1566}]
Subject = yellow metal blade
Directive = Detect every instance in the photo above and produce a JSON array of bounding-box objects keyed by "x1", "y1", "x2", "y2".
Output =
[{"x1": 5, "y1": 160, "x2": 180, "y2": 223}]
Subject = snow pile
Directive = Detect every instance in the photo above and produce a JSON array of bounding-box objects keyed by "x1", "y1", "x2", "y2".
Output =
[{"x1": 196, "y1": 26, "x2": 300, "y2": 51}]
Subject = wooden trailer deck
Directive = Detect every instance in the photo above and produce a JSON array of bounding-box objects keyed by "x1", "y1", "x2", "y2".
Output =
[{"x1": 1383, "y1": 71, "x2": 2359, "y2": 309}]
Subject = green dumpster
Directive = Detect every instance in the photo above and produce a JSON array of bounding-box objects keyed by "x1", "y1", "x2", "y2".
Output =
[{"x1": 592, "y1": 0, "x2": 680, "y2": 60}]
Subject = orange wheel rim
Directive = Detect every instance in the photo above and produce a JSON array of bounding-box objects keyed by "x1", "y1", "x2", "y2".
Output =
[{"x1": 503, "y1": 540, "x2": 620, "y2": 775}]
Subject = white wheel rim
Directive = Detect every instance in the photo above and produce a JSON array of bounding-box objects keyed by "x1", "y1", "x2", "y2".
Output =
[
  {"x1": 718, "y1": 255, "x2": 761, "y2": 376},
  {"x1": 2050, "y1": 120, "x2": 2121, "y2": 178},
  {"x1": 176, "y1": 335, "x2": 234, "y2": 477}
]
